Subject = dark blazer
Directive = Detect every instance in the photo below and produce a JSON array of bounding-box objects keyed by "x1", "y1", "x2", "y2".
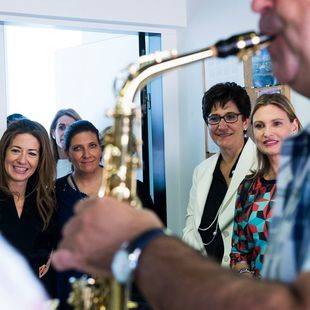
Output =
[{"x1": 0, "y1": 184, "x2": 57, "y2": 297}]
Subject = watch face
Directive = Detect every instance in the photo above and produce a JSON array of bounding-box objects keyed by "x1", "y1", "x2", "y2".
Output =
[
  {"x1": 112, "y1": 249, "x2": 131, "y2": 284},
  {"x1": 112, "y1": 229, "x2": 165, "y2": 284}
]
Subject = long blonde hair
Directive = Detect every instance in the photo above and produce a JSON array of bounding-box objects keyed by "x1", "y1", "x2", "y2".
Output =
[
  {"x1": 250, "y1": 93, "x2": 302, "y2": 178},
  {"x1": 0, "y1": 119, "x2": 56, "y2": 230}
]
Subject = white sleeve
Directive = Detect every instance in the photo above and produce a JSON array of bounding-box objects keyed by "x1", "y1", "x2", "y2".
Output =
[
  {"x1": 0, "y1": 236, "x2": 48, "y2": 310},
  {"x1": 182, "y1": 167, "x2": 204, "y2": 252}
]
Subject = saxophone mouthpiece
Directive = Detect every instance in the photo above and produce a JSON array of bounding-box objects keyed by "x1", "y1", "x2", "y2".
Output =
[{"x1": 214, "y1": 31, "x2": 274, "y2": 59}]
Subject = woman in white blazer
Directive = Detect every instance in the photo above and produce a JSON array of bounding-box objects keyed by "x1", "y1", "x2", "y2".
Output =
[{"x1": 183, "y1": 82, "x2": 257, "y2": 267}]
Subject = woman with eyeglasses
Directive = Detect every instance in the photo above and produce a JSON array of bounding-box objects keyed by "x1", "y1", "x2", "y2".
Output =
[
  {"x1": 230, "y1": 94, "x2": 302, "y2": 278},
  {"x1": 183, "y1": 82, "x2": 257, "y2": 266}
]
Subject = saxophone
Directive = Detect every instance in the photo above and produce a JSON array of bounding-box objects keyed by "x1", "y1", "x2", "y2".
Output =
[{"x1": 68, "y1": 31, "x2": 273, "y2": 310}]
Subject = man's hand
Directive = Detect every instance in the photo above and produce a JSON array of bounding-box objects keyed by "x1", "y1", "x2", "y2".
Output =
[{"x1": 52, "y1": 196, "x2": 163, "y2": 276}]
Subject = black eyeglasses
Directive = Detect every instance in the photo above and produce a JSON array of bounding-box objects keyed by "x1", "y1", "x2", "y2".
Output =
[{"x1": 207, "y1": 112, "x2": 242, "y2": 125}]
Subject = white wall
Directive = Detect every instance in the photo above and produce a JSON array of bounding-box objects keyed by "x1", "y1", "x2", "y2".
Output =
[
  {"x1": 161, "y1": 33, "x2": 181, "y2": 233},
  {"x1": 291, "y1": 90, "x2": 310, "y2": 126},
  {"x1": 54, "y1": 34, "x2": 139, "y2": 132},
  {"x1": 0, "y1": 0, "x2": 186, "y2": 28},
  {"x1": 0, "y1": 26, "x2": 7, "y2": 135}
]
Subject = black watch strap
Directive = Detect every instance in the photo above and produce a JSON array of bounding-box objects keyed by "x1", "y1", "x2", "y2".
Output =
[
  {"x1": 125, "y1": 228, "x2": 166, "y2": 253},
  {"x1": 112, "y1": 228, "x2": 167, "y2": 284}
]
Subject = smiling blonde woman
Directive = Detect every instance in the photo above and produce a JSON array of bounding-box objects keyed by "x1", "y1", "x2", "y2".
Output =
[{"x1": 230, "y1": 93, "x2": 302, "y2": 278}]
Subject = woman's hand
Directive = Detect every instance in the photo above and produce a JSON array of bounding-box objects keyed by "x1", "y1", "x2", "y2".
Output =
[
  {"x1": 232, "y1": 261, "x2": 254, "y2": 278},
  {"x1": 39, "y1": 251, "x2": 53, "y2": 278}
]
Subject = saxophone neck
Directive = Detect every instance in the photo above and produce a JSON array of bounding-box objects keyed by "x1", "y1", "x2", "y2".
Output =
[{"x1": 115, "y1": 31, "x2": 273, "y2": 105}]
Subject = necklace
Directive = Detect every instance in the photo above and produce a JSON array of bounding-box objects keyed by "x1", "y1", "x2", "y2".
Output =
[
  {"x1": 198, "y1": 204, "x2": 223, "y2": 246},
  {"x1": 70, "y1": 174, "x2": 87, "y2": 200},
  {"x1": 200, "y1": 220, "x2": 219, "y2": 246}
]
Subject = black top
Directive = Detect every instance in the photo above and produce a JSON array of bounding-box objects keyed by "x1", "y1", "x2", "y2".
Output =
[
  {"x1": 56, "y1": 175, "x2": 155, "y2": 230},
  {"x1": 198, "y1": 153, "x2": 240, "y2": 263},
  {"x1": 55, "y1": 174, "x2": 155, "y2": 309},
  {"x1": 0, "y1": 184, "x2": 57, "y2": 296}
]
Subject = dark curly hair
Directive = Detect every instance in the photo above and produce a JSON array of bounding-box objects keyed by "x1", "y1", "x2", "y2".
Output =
[{"x1": 202, "y1": 82, "x2": 251, "y2": 123}]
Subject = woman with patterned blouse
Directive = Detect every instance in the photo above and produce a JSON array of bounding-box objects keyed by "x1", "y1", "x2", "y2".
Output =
[{"x1": 230, "y1": 93, "x2": 302, "y2": 278}]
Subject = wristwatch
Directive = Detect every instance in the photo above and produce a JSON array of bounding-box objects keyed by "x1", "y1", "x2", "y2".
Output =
[{"x1": 111, "y1": 228, "x2": 166, "y2": 284}]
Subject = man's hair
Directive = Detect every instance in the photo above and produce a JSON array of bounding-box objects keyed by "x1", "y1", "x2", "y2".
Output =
[{"x1": 202, "y1": 82, "x2": 251, "y2": 123}]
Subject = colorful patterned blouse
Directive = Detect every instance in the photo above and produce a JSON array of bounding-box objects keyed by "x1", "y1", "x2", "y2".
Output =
[{"x1": 230, "y1": 176, "x2": 276, "y2": 277}]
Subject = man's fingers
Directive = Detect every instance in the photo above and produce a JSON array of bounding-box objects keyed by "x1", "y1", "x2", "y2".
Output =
[
  {"x1": 59, "y1": 219, "x2": 81, "y2": 252},
  {"x1": 74, "y1": 196, "x2": 97, "y2": 213},
  {"x1": 74, "y1": 197, "x2": 107, "y2": 214},
  {"x1": 52, "y1": 249, "x2": 82, "y2": 271},
  {"x1": 52, "y1": 249, "x2": 110, "y2": 276}
]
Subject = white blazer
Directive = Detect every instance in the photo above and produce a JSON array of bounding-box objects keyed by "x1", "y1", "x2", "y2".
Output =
[{"x1": 182, "y1": 139, "x2": 257, "y2": 267}]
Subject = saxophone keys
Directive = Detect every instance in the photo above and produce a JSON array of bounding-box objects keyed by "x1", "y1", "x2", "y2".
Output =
[
  {"x1": 106, "y1": 108, "x2": 115, "y2": 118},
  {"x1": 111, "y1": 183, "x2": 131, "y2": 200},
  {"x1": 134, "y1": 108, "x2": 141, "y2": 120},
  {"x1": 131, "y1": 156, "x2": 141, "y2": 168}
]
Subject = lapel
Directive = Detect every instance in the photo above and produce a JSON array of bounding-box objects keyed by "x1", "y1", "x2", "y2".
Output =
[
  {"x1": 194, "y1": 153, "x2": 220, "y2": 227},
  {"x1": 219, "y1": 139, "x2": 257, "y2": 223}
]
